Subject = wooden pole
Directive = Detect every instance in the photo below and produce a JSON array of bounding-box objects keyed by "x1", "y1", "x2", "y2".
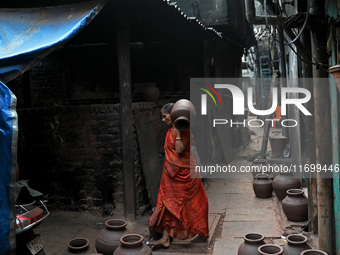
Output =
[{"x1": 115, "y1": 1, "x2": 135, "y2": 220}]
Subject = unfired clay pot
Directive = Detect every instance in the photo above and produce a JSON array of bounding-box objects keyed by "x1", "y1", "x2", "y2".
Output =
[
  {"x1": 63, "y1": 237, "x2": 95, "y2": 255},
  {"x1": 269, "y1": 136, "x2": 287, "y2": 157},
  {"x1": 282, "y1": 189, "x2": 308, "y2": 222},
  {"x1": 258, "y1": 244, "x2": 284, "y2": 255},
  {"x1": 237, "y1": 233, "x2": 265, "y2": 255},
  {"x1": 95, "y1": 219, "x2": 131, "y2": 255},
  {"x1": 272, "y1": 170, "x2": 301, "y2": 200},
  {"x1": 114, "y1": 234, "x2": 152, "y2": 255},
  {"x1": 170, "y1": 99, "x2": 196, "y2": 131},
  {"x1": 143, "y1": 84, "x2": 159, "y2": 102},
  {"x1": 253, "y1": 174, "x2": 273, "y2": 198},
  {"x1": 282, "y1": 234, "x2": 310, "y2": 255}
]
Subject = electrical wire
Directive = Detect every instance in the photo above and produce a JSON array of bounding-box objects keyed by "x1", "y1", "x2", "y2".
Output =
[{"x1": 264, "y1": 0, "x2": 311, "y2": 45}]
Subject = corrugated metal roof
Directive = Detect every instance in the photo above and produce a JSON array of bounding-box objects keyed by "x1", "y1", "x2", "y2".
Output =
[{"x1": 163, "y1": 0, "x2": 222, "y2": 38}]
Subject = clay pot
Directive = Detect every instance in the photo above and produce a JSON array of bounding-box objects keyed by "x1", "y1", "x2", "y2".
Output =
[
  {"x1": 170, "y1": 99, "x2": 196, "y2": 131},
  {"x1": 63, "y1": 237, "x2": 95, "y2": 255},
  {"x1": 329, "y1": 65, "x2": 340, "y2": 92},
  {"x1": 301, "y1": 249, "x2": 328, "y2": 255},
  {"x1": 282, "y1": 189, "x2": 308, "y2": 222},
  {"x1": 258, "y1": 244, "x2": 284, "y2": 254},
  {"x1": 143, "y1": 84, "x2": 160, "y2": 102},
  {"x1": 272, "y1": 170, "x2": 301, "y2": 200},
  {"x1": 269, "y1": 162, "x2": 285, "y2": 180},
  {"x1": 114, "y1": 234, "x2": 152, "y2": 255},
  {"x1": 237, "y1": 233, "x2": 265, "y2": 255},
  {"x1": 282, "y1": 234, "x2": 310, "y2": 255},
  {"x1": 251, "y1": 159, "x2": 267, "y2": 179},
  {"x1": 269, "y1": 136, "x2": 287, "y2": 157},
  {"x1": 253, "y1": 174, "x2": 273, "y2": 198},
  {"x1": 95, "y1": 219, "x2": 131, "y2": 255}
]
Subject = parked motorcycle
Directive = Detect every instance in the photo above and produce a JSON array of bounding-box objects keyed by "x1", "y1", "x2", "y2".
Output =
[{"x1": 15, "y1": 181, "x2": 49, "y2": 255}]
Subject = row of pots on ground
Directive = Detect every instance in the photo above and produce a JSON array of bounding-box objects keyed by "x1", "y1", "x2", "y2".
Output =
[
  {"x1": 63, "y1": 219, "x2": 151, "y2": 255},
  {"x1": 238, "y1": 233, "x2": 327, "y2": 255},
  {"x1": 252, "y1": 160, "x2": 307, "y2": 221}
]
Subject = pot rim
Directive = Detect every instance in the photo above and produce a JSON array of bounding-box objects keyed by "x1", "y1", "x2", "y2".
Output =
[
  {"x1": 120, "y1": 234, "x2": 143, "y2": 247},
  {"x1": 105, "y1": 219, "x2": 128, "y2": 229},
  {"x1": 286, "y1": 189, "x2": 304, "y2": 196},
  {"x1": 329, "y1": 65, "x2": 340, "y2": 72},
  {"x1": 68, "y1": 237, "x2": 89, "y2": 250},
  {"x1": 286, "y1": 234, "x2": 308, "y2": 244},
  {"x1": 243, "y1": 232, "x2": 265, "y2": 242},
  {"x1": 300, "y1": 249, "x2": 328, "y2": 255},
  {"x1": 255, "y1": 173, "x2": 270, "y2": 179},
  {"x1": 258, "y1": 244, "x2": 283, "y2": 255}
]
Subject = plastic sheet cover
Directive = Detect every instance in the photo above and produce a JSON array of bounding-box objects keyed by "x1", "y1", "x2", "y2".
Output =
[
  {"x1": 0, "y1": 81, "x2": 18, "y2": 255},
  {"x1": 0, "y1": 0, "x2": 106, "y2": 83}
]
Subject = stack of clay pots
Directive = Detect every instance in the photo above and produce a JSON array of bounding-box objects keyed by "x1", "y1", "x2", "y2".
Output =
[{"x1": 63, "y1": 219, "x2": 152, "y2": 255}]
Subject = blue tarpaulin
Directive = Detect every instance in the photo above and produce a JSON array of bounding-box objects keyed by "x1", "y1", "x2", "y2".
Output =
[
  {"x1": 0, "y1": 81, "x2": 17, "y2": 255},
  {"x1": 0, "y1": 0, "x2": 106, "y2": 83},
  {"x1": 0, "y1": 1, "x2": 106, "y2": 254}
]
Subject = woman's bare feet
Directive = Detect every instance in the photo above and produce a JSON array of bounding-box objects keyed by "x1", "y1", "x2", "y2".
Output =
[{"x1": 149, "y1": 236, "x2": 170, "y2": 248}]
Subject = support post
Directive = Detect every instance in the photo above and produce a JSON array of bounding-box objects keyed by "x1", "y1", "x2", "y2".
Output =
[
  {"x1": 310, "y1": 0, "x2": 333, "y2": 253},
  {"x1": 115, "y1": 2, "x2": 135, "y2": 220}
]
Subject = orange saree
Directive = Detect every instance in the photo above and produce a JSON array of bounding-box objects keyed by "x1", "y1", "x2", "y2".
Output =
[{"x1": 149, "y1": 128, "x2": 209, "y2": 239}]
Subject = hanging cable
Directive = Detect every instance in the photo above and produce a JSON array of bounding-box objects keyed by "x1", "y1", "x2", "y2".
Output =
[{"x1": 264, "y1": 0, "x2": 311, "y2": 45}]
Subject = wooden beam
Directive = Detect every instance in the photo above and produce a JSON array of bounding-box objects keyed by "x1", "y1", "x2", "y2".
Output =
[{"x1": 115, "y1": 1, "x2": 135, "y2": 220}]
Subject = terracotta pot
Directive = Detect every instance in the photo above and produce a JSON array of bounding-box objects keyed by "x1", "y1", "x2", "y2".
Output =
[
  {"x1": 269, "y1": 136, "x2": 287, "y2": 157},
  {"x1": 282, "y1": 234, "x2": 310, "y2": 255},
  {"x1": 258, "y1": 244, "x2": 284, "y2": 255},
  {"x1": 282, "y1": 189, "x2": 308, "y2": 222},
  {"x1": 114, "y1": 234, "x2": 152, "y2": 255},
  {"x1": 253, "y1": 174, "x2": 273, "y2": 198},
  {"x1": 237, "y1": 233, "x2": 265, "y2": 255},
  {"x1": 95, "y1": 219, "x2": 131, "y2": 255},
  {"x1": 329, "y1": 65, "x2": 340, "y2": 92},
  {"x1": 63, "y1": 237, "x2": 95, "y2": 255},
  {"x1": 143, "y1": 84, "x2": 160, "y2": 102},
  {"x1": 269, "y1": 162, "x2": 285, "y2": 180},
  {"x1": 272, "y1": 171, "x2": 301, "y2": 200},
  {"x1": 301, "y1": 249, "x2": 328, "y2": 255},
  {"x1": 170, "y1": 99, "x2": 196, "y2": 131},
  {"x1": 251, "y1": 159, "x2": 267, "y2": 179}
]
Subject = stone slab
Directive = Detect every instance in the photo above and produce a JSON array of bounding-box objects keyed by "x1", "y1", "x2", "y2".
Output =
[
  {"x1": 222, "y1": 221, "x2": 282, "y2": 239},
  {"x1": 225, "y1": 208, "x2": 279, "y2": 222},
  {"x1": 212, "y1": 237, "x2": 243, "y2": 255},
  {"x1": 229, "y1": 182, "x2": 254, "y2": 194},
  {"x1": 205, "y1": 180, "x2": 232, "y2": 194},
  {"x1": 227, "y1": 193, "x2": 277, "y2": 209},
  {"x1": 207, "y1": 193, "x2": 230, "y2": 214}
]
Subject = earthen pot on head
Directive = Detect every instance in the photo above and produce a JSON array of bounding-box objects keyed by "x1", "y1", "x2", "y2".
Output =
[
  {"x1": 237, "y1": 233, "x2": 265, "y2": 255},
  {"x1": 170, "y1": 99, "x2": 196, "y2": 131},
  {"x1": 63, "y1": 237, "x2": 95, "y2": 255},
  {"x1": 95, "y1": 219, "x2": 131, "y2": 255},
  {"x1": 282, "y1": 189, "x2": 308, "y2": 222},
  {"x1": 114, "y1": 234, "x2": 152, "y2": 255},
  {"x1": 253, "y1": 174, "x2": 273, "y2": 198},
  {"x1": 282, "y1": 234, "x2": 310, "y2": 255},
  {"x1": 272, "y1": 170, "x2": 301, "y2": 200}
]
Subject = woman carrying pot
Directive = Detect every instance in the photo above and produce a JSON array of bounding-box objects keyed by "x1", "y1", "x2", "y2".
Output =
[{"x1": 148, "y1": 102, "x2": 209, "y2": 248}]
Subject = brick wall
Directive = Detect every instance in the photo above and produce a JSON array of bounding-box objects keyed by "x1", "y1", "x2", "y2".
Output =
[{"x1": 17, "y1": 100, "x2": 171, "y2": 215}]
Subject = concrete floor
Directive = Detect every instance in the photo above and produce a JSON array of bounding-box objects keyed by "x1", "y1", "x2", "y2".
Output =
[{"x1": 36, "y1": 124, "x2": 311, "y2": 254}]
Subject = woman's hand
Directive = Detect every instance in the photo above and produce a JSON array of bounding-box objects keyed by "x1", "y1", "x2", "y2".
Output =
[{"x1": 175, "y1": 130, "x2": 185, "y2": 154}]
